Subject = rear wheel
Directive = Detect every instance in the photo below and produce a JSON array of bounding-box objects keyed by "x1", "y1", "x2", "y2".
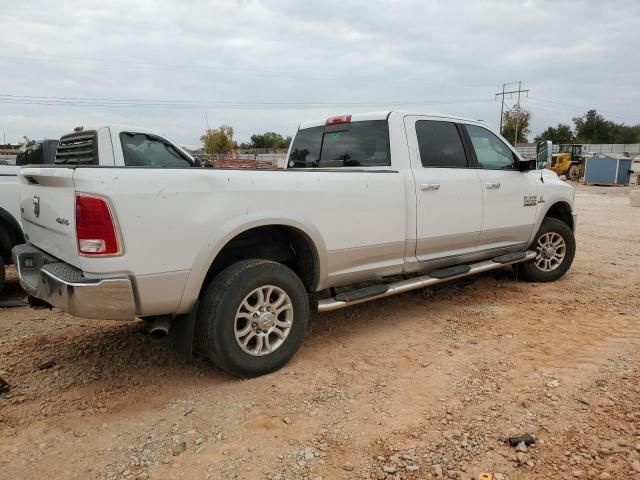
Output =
[
  {"x1": 196, "y1": 259, "x2": 309, "y2": 378},
  {"x1": 520, "y1": 217, "x2": 575, "y2": 282}
]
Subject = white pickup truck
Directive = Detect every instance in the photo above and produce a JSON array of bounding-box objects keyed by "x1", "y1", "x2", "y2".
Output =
[
  {"x1": 13, "y1": 113, "x2": 576, "y2": 377},
  {"x1": 0, "y1": 165, "x2": 24, "y2": 292}
]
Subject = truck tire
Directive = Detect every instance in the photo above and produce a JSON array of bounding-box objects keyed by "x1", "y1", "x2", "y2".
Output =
[
  {"x1": 196, "y1": 259, "x2": 309, "y2": 378},
  {"x1": 567, "y1": 164, "x2": 580, "y2": 181},
  {"x1": 520, "y1": 217, "x2": 575, "y2": 282},
  {"x1": 0, "y1": 256, "x2": 5, "y2": 294}
]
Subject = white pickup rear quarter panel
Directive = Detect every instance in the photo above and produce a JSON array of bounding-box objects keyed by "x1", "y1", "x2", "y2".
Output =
[{"x1": 70, "y1": 166, "x2": 407, "y2": 314}]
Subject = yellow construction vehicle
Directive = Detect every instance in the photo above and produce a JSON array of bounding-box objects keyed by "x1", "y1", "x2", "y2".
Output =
[{"x1": 549, "y1": 144, "x2": 584, "y2": 181}]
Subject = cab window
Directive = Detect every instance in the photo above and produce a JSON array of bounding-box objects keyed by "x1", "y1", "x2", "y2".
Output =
[
  {"x1": 465, "y1": 125, "x2": 516, "y2": 169},
  {"x1": 416, "y1": 120, "x2": 468, "y2": 168}
]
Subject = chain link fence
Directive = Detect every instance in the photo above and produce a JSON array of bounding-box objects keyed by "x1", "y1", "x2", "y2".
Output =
[{"x1": 516, "y1": 143, "x2": 640, "y2": 157}]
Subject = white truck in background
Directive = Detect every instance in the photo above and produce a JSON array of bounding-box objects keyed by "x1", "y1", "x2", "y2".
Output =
[
  {"x1": 0, "y1": 165, "x2": 24, "y2": 292},
  {"x1": 13, "y1": 113, "x2": 576, "y2": 377},
  {"x1": 1, "y1": 132, "x2": 192, "y2": 292}
]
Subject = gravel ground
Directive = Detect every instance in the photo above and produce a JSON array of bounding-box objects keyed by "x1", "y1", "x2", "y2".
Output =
[{"x1": 1, "y1": 183, "x2": 639, "y2": 480}]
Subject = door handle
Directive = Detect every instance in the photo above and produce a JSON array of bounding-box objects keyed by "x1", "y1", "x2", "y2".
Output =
[
  {"x1": 420, "y1": 183, "x2": 440, "y2": 191},
  {"x1": 485, "y1": 182, "x2": 501, "y2": 189}
]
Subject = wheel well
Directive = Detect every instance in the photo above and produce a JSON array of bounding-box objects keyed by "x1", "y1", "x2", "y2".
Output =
[
  {"x1": 0, "y1": 208, "x2": 25, "y2": 264},
  {"x1": 545, "y1": 202, "x2": 574, "y2": 231},
  {"x1": 200, "y1": 225, "x2": 317, "y2": 295}
]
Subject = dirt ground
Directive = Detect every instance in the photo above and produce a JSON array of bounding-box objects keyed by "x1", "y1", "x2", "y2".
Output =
[{"x1": 1, "y1": 184, "x2": 639, "y2": 480}]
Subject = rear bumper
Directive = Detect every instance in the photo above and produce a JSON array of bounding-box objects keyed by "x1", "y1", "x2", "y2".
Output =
[{"x1": 12, "y1": 244, "x2": 136, "y2": 321}]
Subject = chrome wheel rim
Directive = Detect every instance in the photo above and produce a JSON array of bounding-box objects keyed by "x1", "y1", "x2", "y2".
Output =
[
  {"x1": 234, "y1": 285, "x2": 293, "y2": 356},
  {"x1": 535, "y1": 232, "x2": 566, "y2": 272}
]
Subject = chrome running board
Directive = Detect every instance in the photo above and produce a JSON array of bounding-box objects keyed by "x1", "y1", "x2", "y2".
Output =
[{"x1": 316, "y1": 250, "x2": 537, "y2": 312}]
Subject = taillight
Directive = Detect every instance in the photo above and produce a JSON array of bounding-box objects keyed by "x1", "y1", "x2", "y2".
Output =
[
  {"x1": 325, "y1": 114, "x2": 351, "y2": 126},
  {"x1": 75, "y1": 195, "x2": 120, "y2": 255}
]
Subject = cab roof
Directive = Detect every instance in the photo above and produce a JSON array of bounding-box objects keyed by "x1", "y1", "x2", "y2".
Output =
[{"x1": 298, "y1": 111, "x2": 482, "y2": 130}]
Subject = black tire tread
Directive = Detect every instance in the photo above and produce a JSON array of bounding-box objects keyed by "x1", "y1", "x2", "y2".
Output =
[
  {"x1": 0, "y1": 256, "x2": 5, "y2": 294},
  {"x1": 196, "y1": 260, "x2": 268, "y2": 371},
  {"x1": 520, "y1": 217, "x2": 575, "y2": 282},
  {"x1": 196, "y1": 259, "x2": 309, "y2": 377}
]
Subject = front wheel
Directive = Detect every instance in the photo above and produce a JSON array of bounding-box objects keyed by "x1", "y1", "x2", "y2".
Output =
[
  {"x1": 520, "y1": 217, "x2": 575, "y2": 282},
  {"x1": 196, "y1": 259, "x2": 309, "y2": 378}
]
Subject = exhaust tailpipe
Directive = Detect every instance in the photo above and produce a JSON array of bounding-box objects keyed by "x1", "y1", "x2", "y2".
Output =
[{"x1": 149, "y1": 315, "x2": 171, "y2": 341}]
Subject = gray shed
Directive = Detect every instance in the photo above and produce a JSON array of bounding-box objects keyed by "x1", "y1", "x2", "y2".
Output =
[{"x1": 583, "y1": 154, "x2": 633, "y2": 186}]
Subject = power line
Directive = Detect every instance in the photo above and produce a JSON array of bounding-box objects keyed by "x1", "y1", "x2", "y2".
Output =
[
  {"x1": 0, "y1": 94, "x2": 494, "y2": 110},
  {"x1": 0, "y1": 93, "x2": 491, "y2": 106},
  {"x1": 528, "y1": 97, "x2": 639, "y2": 123}
]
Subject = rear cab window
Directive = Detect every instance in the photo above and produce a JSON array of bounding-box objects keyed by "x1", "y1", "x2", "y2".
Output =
[
  {"x1": 120, "y1": 132, "x2": 195, "y2": 167},
  {"x1": 288, "y1": 120, "x2": 390, "y2": 168}
]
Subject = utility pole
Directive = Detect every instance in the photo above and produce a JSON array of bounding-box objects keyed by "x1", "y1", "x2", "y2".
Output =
[
  {"x1": 495, "y1": 81, "x2": 529, "y2": 143},
  {"x1": 498, "y1": 84, "x2": 505, "y2": 135},
  {"x1": 514, "y1": 81, "x2": 522, "y2": 146}
]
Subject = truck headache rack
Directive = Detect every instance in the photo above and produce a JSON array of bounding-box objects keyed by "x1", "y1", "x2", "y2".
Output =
[{"x1": 55, "y1": 130, "x2": 99, "y2": 165}]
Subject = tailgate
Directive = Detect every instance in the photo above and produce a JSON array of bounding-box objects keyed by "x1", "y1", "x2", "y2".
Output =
[{"x1": 19, "y1": 167, "x2": 80, "y2": 268}]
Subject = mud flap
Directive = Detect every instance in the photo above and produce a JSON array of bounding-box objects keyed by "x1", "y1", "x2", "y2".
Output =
[{"x1": 171, "y1": 300, "x2": 199, "y2": 361}]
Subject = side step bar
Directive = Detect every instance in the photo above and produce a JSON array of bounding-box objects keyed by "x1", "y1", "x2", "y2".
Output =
[{"x1": 316, "y1": 250, "x2": 537, "y2": 312}]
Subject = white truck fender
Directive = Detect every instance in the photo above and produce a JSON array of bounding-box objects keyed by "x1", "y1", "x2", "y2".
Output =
[
  {"x1": 527, "y1": 195, "x2": 575, "y2": 246},
  {"x1": 176, "y1": 211, "x2": 329, "y2": 314}
]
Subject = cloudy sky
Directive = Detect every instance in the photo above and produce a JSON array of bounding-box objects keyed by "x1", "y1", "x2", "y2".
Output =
[{"x1": 1, "y1": 0, "x2": 639, "y2": 146}]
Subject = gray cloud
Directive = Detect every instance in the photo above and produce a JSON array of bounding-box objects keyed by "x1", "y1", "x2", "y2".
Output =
[{"x1": 1, "y1": 0, "x2": 638, "y2": 145}]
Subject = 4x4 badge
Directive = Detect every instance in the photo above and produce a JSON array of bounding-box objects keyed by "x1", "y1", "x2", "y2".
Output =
[{"x1": 33, "y1": 195, "x2": 40, "y2": 218}]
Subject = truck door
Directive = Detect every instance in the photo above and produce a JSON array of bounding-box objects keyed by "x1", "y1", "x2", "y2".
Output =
[
  {"x1": 461, "y1": 123, "x2": 538, "y2": 251},
  {"x1": 404, "y1": 116, "x2": 483, "y2": 262}
]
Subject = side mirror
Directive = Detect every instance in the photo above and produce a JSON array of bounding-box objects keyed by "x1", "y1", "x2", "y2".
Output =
[
  {"x1": 518, "y1": 158, "x2": 537, "y2": 172},
  {"x1": 536, "y1": 140, "x2": 552, "y2": 170}
]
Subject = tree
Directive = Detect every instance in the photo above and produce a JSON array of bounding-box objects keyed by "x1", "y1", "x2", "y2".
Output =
[
  {"x1": 608, "y1": 122, "x2": 640, "y2": 144},
  {"x1": 201, "y1": 125, "x2": 235, "y2": 154},
  {"x1": 534, "y1": 123, "x2": 574, "y2": 144},
  {"x1": 248, "y1": 132, "x2": 292, "y2": 149},
  {"x1": 501, "y1": 106, "x2": 530, "y2": 145},
  {"x1": 572, "y1": 110, "x2": 612, "y2": 143},
  {"x1": 572, "y1": 110, "x2": 640, "y2": 144}
]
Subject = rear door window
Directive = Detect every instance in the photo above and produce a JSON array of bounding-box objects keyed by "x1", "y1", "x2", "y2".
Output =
[
  {"x1": 288, "y1": 120, "x2": 390, "y2": 168},
  {"x1": 120, "y1": 132, "x2": 193, "y2": 167},
  {"x1": 415, "y1": 120, "x2": 468, "y2": 168}
]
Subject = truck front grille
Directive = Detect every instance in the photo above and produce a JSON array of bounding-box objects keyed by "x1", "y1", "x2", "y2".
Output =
[{"x1": 55, "y1": 131, "x2": 99, "y2": 165}]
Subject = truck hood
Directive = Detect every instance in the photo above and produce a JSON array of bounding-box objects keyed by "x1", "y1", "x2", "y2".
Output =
[{"x1": 541, "y1": 168, "x2": 560, "y2": 181}]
